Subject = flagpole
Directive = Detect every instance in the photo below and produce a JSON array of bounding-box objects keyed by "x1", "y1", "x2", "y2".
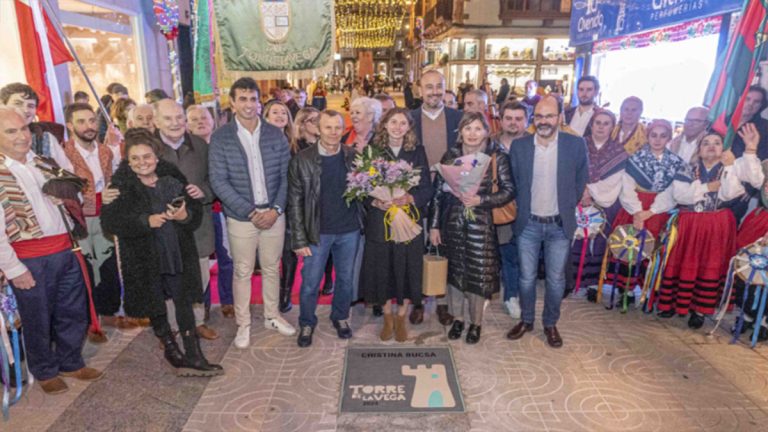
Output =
[
  {"x1": 40, "y1": 0, "x2": 112, "y2": 123},
  {"x1": 29, "y1": 0, "x2": 65, "y2": 124}
]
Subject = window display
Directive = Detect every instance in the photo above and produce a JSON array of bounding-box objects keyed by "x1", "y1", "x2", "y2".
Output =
[
  {"x1": 485, "y1": 38, "x2": 537, "y2": 61},
  {"x1": 539, "y1": 64, "x2": 574, "y2": 98},
  {"x1": 450, "y1": 38, "x2": 479, "y2": 60},
  {"x1": 542, "y1": 38, "x2": 575, "y2": 61},
  {"x1": 449, "y1": 64, "x2": 479, "y2": 92},
  {"x1": 486, "y1": 64, "x2": 536, "y2": 96}
]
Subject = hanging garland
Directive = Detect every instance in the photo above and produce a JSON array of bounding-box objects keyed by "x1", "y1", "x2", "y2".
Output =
[
  {"x1": 154, "y1": 0, "x2": 180, "y2": 41},
  {"x1": 335, "y1": 0, "x2": 407, "y2": 48},
  {"x1": 593, "y1": 15, "x2": 721, "y2": 54}
]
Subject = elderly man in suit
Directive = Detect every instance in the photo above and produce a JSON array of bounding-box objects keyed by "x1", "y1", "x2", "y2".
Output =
[{"x1": 506, "y1": 95, "x2": 589, "y2": 348}]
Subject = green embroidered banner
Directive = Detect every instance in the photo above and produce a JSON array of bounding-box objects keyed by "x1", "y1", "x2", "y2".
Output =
[
  {"x1": 193, "y1": 0, "x2": 215, "y2": 102},
  {"x1": 212, "y1": 0, "x2": 334, "y2": 79}
]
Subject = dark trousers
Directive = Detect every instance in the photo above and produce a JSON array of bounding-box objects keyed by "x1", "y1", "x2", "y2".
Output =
[
  {"x1": 11, "y1": 250, "x2": 88, "y2": 380},
  {"x1": 92, "y1": 251, "x2": 122, "y2": 315},
  {"x1": 212, "y1": 211, "x2": 234, "y2": 305},
  {"x1": 150, "y1": 273, "x2": 195, "y2": 336}
]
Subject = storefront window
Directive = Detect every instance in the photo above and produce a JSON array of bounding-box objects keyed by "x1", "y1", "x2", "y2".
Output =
[
  {"x1": 449, "y1": 64, "x2": 479, "y2": 92},
  {"x1": 542, "y1": 38, "x2": 575, "y2": 61},
  {"x1": 539, "y1": 64, "x2": 573, "y2": 99},
  {"x1": 64, "y1": 26, "x2": 144, "y2": 101},
  {"x1": 485, "y1": 38, "x2": 537, "y2": 61},
  {"x1": 450, "y1": 38, "x2": 479, "y2": 61},
  {"x1": 486, "y1": 64, "x2": 536, "y2": 97}
]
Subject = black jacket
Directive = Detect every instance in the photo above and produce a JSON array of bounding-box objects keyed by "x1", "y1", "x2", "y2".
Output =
[
  {"x1": 428, "y1": 144, "x2": 515, "y2": 298},
  {"x1": 101, "y1": 159, "x2": 203, "y2": 318},
  {"x1": 288, "y1": 143, "x2": 363, "y2": 249},
  {"x1": 363, "y1": 145, "x2": 433, "y2": 242}
]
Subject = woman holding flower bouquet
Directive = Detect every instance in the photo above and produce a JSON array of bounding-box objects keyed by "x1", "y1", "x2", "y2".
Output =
[
  {"x1": 359, "y1": 108, "x2": 433, "y2": 342},
  {"x1": 429, "y1": 111, "x2": 515, "y2": 344}
]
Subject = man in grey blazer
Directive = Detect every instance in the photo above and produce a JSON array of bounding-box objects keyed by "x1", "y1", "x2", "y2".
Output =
[
  {"x1": 209, "y1": 77, "x2": 295, "y2": 349},
  {"x1": 506, "y1": 96, "x2": 589, "y2": 348}
]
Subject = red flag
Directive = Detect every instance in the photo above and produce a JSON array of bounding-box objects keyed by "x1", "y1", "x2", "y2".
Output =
[{"x1": 14, "y1": 0, "x2": 73, "y2": 122}]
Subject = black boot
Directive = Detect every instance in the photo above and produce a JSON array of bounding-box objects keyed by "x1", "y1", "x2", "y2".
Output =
[
  {"x1": 687, "y1": 312, "x2": 705, "y2": 329},
  {"x1": 448, "y1": 320, "x2": 464, "y2": 340},
  {"x1": 465, "y1": 324, "x2": 482, "y2": 344},
  {"x1": 154, "y1": 321, "x2": 184, "y2": 368},
  {"x1": 178, "y1": 331, "x2": 224, "y2": 377},
  {"x1": 279, "y1": 253, "x2": 298, "y2": 313}
]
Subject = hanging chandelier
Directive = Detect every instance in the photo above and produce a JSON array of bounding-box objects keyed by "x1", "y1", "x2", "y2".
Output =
[{"x1": 335, "y1": 0, "x2": 408, "y2": 49}]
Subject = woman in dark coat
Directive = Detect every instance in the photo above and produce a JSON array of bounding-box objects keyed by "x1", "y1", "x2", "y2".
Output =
[
  {"x1": 361, "y1": 108, "x2": 433, "y2": 342},
  {"x1": 429, "y1": 112, "x2": 515, "y2": 344},
  {"x1": 101, "y1": 128, "x2": 223, "y2": 377}
]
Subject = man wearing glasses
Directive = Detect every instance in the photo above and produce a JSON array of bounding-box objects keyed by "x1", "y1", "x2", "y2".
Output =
[
  {"x1": 667, "y1": 107, "x2": 709, "y2": 164},
  {"x1": 506, "y1": 96, "x2": 589, "y2": 349}
]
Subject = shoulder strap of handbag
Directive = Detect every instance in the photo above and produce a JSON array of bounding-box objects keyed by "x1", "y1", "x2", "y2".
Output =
[{"x1": 491, "y1": 153, "x2": 499, "y2": 193}]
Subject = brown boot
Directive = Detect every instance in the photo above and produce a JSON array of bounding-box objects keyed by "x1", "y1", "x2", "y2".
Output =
[
  {"x1": 59, "y1": 367, "x2": 105, "y2": 382},
  {"x1": 87, "y1": 329, "x2": 108, "y2": 344},
  {"x1": 394, "y1": 314, "x2": 408, "y2": 342},
  {"x1": 380, "y1": 313, "x2": 394, "y2": 341},
  {"x1": 39, "y1": 377, "x2": 68, "y2": 394}
]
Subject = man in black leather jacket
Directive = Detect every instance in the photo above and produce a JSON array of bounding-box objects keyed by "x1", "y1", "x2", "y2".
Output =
[{"x1": 288, "y1": 110, "x2": 364, "y2": 347}]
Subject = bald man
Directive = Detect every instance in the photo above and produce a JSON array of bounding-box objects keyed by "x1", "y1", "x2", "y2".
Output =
[
  {"x1": 668, "y1": 107, "x2": 709, "y2": 164},
  {"x1": 506, "y1": 96, "x2": 589, "y2": 349},
  {"x1": 154, "y1": 99, "x2": 219, "y2": 340},
  {"x1": 127, "y1": 104, "x2": 155, "y2": 133},
  {"x1": 0, "y1": 107, "x2": 103, "y2": 393}
]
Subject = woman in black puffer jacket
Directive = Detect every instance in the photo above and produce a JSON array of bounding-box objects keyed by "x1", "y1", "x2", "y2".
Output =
[{"x1": 429, "y1": 111, "x2": 515, "y2": 344}]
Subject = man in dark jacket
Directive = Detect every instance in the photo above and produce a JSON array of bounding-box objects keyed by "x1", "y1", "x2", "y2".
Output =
[
  {"x1": 506, "y1": 96, "x2": 589, "y2": 349},
  {"x1": 209, "y1": 78, "x2": 295, "y2": 349},
  {"x1": 288, "y1": 110, "x2": 363, "y2": 348}
]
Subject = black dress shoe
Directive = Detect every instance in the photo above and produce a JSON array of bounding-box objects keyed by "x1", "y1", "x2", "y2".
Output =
[
  {"x1": 447, "y1": 320, "x2": 464, "y2": 340},
  {"x1": 465, "y1": 324, "x2": 481, "y2": 344},
  {"x1": 332, "y1": 320, "x2": 353, "y2": 339},
  {"x1": 372, "y1": 305, "x2": 383, "y2": 317},
  {"x1": 297, "y1": 325, "x2": 314, "y2": 347},
  {"x1": 409, "y1": 305, "x2": 424, "y2": 325},
  {"x1": 688, "y1": 313, "x2": 705, "y2": 329},
  {"x1": 544, "y1": 326, "x2": 563, "y2": 348},
  {"x1": 506, "y1": 321, "x2": 533, "y2": 340},
  {"x1": 657, "y1": 310, "x2": 676, "y2": 318},
  {"x1": 436, "y1": 305, "x2": 454, "y2": 326},
  {"x1": 586, "y1": 287, "x2": 597, "y2": 303}
]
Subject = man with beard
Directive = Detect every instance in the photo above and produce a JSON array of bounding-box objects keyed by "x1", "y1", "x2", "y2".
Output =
[
  {"x1": 1, "y1": 83, "x2": 73, "y2": 171},
  {"x1": 564, "y1": 76, "x2": 600, "y2": 137},
  {"x1": 463, "y1": 89, "x2": 500, "y2": 135},
  {"x1": 506, "y1": 96, "x2": 588, "y2": 348},
  {"x1": 409, "y1": 69, "x2": 462, "y2": 326},
  {"x1": 730, "y1": 85, "x2": 768, "y2": 221},
  {"x1": 62, "y1": 103, "x2": 128, "y2": 329}
]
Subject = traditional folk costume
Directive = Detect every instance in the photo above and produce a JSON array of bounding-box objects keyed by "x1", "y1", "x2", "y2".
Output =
[
  {"x1": 656, "y1": 155, "x2": 764, "y2": 317},
  {"x1": 0, "y1": 152, "x2": 89, "y2": 381},
  {"x1": 734, "y1": 160, "x2": 768, "y2": 336},
  {"x1": 604, "y1": 145, "x2": 687, "y2": 294},
  {"x1": 570, "y1": 136, "x2": 628, "y2": 291},
  {"x1": 612, "y1": 122, "x2": 647, "y2": 155}
]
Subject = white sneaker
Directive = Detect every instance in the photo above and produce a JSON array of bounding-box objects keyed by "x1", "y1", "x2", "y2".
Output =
[
  {"x1": 505, "y1": 298, "x2": 521, "y2": 319},
  {"x1": 265, "y1": 316, "x2": 297, "y2": 336},
  {"x1": 234, "y1": 325, "x2": 250, "y2": 349}
]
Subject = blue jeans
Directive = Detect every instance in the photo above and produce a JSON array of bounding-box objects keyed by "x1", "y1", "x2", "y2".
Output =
[
  {"x1": 500, "y1": 236, "x2": 519, "y2": 301},
  {"x1": 299, "y1": 230, "x2": 361, "y2": 327},
  {"x1": 212, "y1": 211, "x2": 234, "y2": 305},
  {"x1": 517, "y1": 220, "x2": 570, "y2": 327}
]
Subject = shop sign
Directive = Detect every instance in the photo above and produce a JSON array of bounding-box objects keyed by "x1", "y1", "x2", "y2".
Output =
[{"x1": 570, "y1": 0, "x2": 742, "y2": 46}]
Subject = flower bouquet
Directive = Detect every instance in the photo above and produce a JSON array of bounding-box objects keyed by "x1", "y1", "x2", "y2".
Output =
[
  {"x1": 434, "y1": 152, "x2": 491, "y2": 221},
  {"x1": 344, "y1": 146, "x2": 423, "y2": 243}
]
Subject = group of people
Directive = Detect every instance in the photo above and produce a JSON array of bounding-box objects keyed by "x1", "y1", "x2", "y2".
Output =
[{"x1": 3, "y1": 67, "x2": 768, "y2": 396}]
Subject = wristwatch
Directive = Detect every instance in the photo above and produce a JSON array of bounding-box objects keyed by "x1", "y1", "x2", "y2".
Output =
[{"x1": 272, "y1": 205, "x2": 284, "y2": 216}]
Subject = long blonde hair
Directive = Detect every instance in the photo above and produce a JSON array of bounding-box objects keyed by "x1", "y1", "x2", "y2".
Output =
[
  {"x1": 263, "y1": 100, "x2": 294, "y2": 141},
  {"x1": 291, "y1": 107, "x2": 320, "y2": 154}
]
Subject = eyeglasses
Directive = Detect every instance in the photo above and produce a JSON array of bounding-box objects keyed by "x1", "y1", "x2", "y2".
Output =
[
  {"x1": 304, "y1": 117, "x2": 319, "y2": 124},
  {"x1": 533, "y1": 114, "x2": 558, "y2": 121}
]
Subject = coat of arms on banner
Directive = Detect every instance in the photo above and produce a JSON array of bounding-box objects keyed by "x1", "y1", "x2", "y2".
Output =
[{"x1": 260, "y1": 0, "x2": 290, "y2": 43}]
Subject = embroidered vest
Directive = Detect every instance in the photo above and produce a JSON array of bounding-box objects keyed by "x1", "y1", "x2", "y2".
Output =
[
  {"x1": 63, "y1": 140, "x2": 113, "y2": 216},
  {"x1": 0, "y1": 154, "x2": 50, "y2": 242}
]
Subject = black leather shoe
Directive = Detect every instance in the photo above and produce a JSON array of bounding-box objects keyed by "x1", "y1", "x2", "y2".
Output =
[
  {"x1": 178, "y1": 332, "x2": 225, "y2": 377},
  {"x1": 465, "y1": 324, "x2": 481, "y2": 344},
  {"x1": 297, "y1": 325, "x2": 314, "y2": 348},
  {"x1": 657, "y1": 310, "x2": 676, "y2": 318},
  {"x1": 447, "y1": 320, "x2": 464, "y2": 340},
  {"x1": 436, "y1": 305, "x2": 454, "y2": 326},
  {"x1": 332, "y1": 320, "x2": 353, "y2": 339},
  {"x1": 372, "y1": 305, "x2": 383, "y2": 317},
  {"x1": 506, "y1": 321, "x2": 533, "y2": 340},
  {"x1": 409, "y1": 305, "x2": 424, "y2": 325},
  {"x1": 688, "y1": 313, "x2": 705, "y2": 329},
  {"x1": 586, "y1": 287, "x2": 597, "y2": 303},
  {"x1": 544, "y1": 326, "x2": 563, "y2": 348}
]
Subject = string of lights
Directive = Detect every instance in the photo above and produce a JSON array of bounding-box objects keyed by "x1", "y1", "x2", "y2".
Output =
[{"x1": 335, "y1": 0, "x2": 407, "y2": 48}]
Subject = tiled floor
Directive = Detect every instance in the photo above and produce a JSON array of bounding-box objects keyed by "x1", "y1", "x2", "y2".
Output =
[{"x1": 5, "y1": 289, "x2": 768, "y2": 431}]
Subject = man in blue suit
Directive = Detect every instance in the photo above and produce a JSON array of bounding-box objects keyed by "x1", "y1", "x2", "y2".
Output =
[
  {"x1": 409, "y1": 69, "x2": 462, "y2": 326},
  {"x1": 506, "y1": 96, "x2": 588, "y2": 348}
]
